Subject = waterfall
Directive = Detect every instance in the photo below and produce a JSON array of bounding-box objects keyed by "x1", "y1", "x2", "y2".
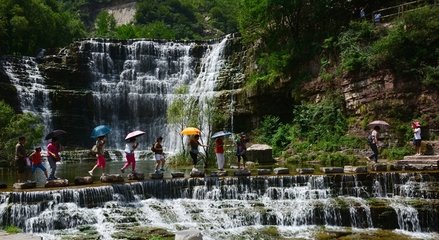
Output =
[
  {"x1": 0, "y1": 57, "x2": 52, "y2": 134},
  {"x1": 80, "y1": 36, "x2": 230, "y2": 150}
]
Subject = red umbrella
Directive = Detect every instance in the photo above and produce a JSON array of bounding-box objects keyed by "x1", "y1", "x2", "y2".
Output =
[{"x1": 125, "y1": 130, "x2": 145, "y2": 140}]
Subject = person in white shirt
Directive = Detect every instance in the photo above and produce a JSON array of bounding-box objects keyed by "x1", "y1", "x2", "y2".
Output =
[
  {"x1": 368, "y1": 126, "x2": 380, "y2": 163},
  {"x1": 121, "y1": 137, "x2": 138, "y2": 174},
  {"x1": 412, "y1": 121, "x2": 422, "y2": 155}
]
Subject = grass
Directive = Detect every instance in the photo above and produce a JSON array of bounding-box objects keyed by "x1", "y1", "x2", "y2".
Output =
[{"x1": 4, "y1": 225, "x2": 21, "y2": 234}]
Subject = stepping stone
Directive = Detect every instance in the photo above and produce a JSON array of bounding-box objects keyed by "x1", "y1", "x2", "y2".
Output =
[
  {"x1": 190, "y1": 170, "x2": 205, "y2": 178},
  {"x1": 150, "y1": 172, "x2": 164, "y2": 179},
  {"x1": 127, "y1": 172, "x2": 145, "y2": 180},
  {"x1": 296, "y1": 168, "x2": 314, "y2": 174},
  {"x1": 13, "y1": 181, "x2": 36, "y2": 189},
  {"x1": 74, "y1": 176, "x2": 93, "y2": 185},
  {"x1": 234, "y1": 169, "x2": 251, "y2": 176},
  {"x1": 343, "y1": 166, "x2": 367, "y2": 173},
  {"x1": 100, "y1": 174, "x2": 124, "y2": 183},
  {"x1": 273, "y1": 167, "x2": 289, "y2": 175},
  {"x1": 320, "y1": 167, "x2": 344, "y2": 174},
  {"x1": 0, "y1": 183, "x2": 7, "y2": 189},
  {"x1": 45, "y1": 179, "x2": 69, "y2": 188},
  {"x1": 371, "y1": 164, "x2": 387, "y2": 172},
  {"x1": 389, "y1": 164, "x2": 403, "y2": 171},
  {"x1": 257, "y1": 169, "x2": 271, "y2": 175},
  {"x1": 171, "y1": 172, "x2": 185, "y2": 178},
  {"x1": 211, "y1": 171, "x2": 228, "y2": 177}
]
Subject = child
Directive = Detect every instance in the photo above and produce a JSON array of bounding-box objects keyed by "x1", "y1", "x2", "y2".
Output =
[
  {"x1": 89, "y1": 136, "x2": 106, "y2": 176},
  {"x1": 153, "y1": 136, "x2": 165, "y2": 173},
  {"x1": 29, "y1": 147, "x2": 48, "y2": 180},
  {"x1": 121, "y1": 137, "x2": 138, "y2": 173}
]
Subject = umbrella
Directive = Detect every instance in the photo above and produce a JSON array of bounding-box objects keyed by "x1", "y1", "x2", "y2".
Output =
[
  {"x1": 45, "y1": 129, "x2": 67, "y2": 140},
  {"x1": 211, "y1": 130, "x2": 232, "y2": 139},
  {"x1": 368, "y1": 120, "x2": 390, "y2": 130},
  {"x1": 125, "y1": 130, "x2": 145, "y2": 140},
  {"x1": 91, "y1": 125, "x2": 111, "y2": 138},
  {"x1": 180, "y1": 127, "x2": 201, "y2": 135}
]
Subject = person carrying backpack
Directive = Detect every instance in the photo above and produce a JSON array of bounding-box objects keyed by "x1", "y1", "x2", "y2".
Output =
[{"x1": 367, "y1": 126, "x2": 380, "y2": 163}]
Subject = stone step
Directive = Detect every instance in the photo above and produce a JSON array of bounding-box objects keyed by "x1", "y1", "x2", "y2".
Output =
[
  {"x1": 402, "y1": 155, "x2": 439, "y2": 161},
  {"x1": 398, "y1": 156, "x2": 439, "y2": 166},
  {"x1": 45, "y1": 179, "x2": 69, "y2": 188}
]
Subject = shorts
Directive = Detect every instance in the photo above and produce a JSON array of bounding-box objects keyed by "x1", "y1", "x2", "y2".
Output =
[
  {"x1": 413, "y1": 139, "x2": 421, "y2": 147},
  {"x1": 155, "y1": 154, "x2": 164, "y2": 161},
  {"x1": 96, "y1": 155, "x2": 106, "y2": 168}
]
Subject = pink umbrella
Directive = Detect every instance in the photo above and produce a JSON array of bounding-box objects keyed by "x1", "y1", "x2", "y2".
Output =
[
  {"x1": 125, "y1": 130, "x2": 145, "y2": 140},
  {"x1": 368, "y1": 120, "x2": 390, "y2": 130}
]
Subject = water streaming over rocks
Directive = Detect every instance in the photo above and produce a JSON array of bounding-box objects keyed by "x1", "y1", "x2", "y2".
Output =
[{"x1": 0, "y1": 172, "x2": 438, "y2": 239}]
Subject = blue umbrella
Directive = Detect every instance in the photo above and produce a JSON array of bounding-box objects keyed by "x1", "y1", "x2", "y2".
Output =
[
  {"x1": 91, "y1": 125, "x2": 111, "y2": 138},
  {"x1": 211, "y1": 130, "x2": 232, "y2": 139}
]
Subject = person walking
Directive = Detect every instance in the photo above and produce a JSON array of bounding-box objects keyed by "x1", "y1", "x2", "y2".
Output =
[
  {"x1": 412, "y1": 121, "x2": 422, "y2": 155},
  {"x1": 29, "y1": 147, "x2": 48, "y2": 180},
  {"x1": 47, "y1": 137, "x2": 61, "y2": 180},
  {"x1": 121, "y1": 137, "x2": 138, "y2": 174},
  {"x1": 14, "y1": 136, "x2": 28, "y2": 183},
  {"x1": 367, "y1": 126, "x2": 380, "y2": 163},
  {"x1": 236, "y1": 133, "x2": 248, "y2": 169},
  {"x1": 189, "y1": 135, "x2": 205, "y2": 171},
  {"x1": 152, "y1": 136, "x2": 165, "y2": 173},
  {"x1": 215, "y1": 136, "x2": 225, "y2": 171},
  {"x1": 89, "y1": 136, "x2": 106, "y2": 176}
]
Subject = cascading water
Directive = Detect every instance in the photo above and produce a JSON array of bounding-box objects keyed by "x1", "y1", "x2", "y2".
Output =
[
  {"x1": 1, "y1": 173, "x2": 438, "y2": 239},
  {"x1": 80, "y1": 36, "x2": 230, "y2": 150}
]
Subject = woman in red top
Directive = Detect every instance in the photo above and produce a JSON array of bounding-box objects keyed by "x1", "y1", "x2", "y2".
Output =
[
  {"x1": 47, "y1": 137, "x2": 61, "y2": 180},
  {"x1": 29, "y1": 147, "x2": 48, "y2": 179},
  {"x1": 215, "y1": 137, "x2": 225, "y2": 170}
]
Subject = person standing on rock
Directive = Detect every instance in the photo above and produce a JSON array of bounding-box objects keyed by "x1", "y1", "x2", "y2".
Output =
[
  {"x1": 236, "y1": 133, "x2": 248, "y2": 169},
  {"x1": 152, "y1": 136, "x2": 165, "y2": 174},
  {"x1": 189, "y1": 135, "x2": 205, "y2": 171},
  {"x1": 412, "y1": 121, "x2": 422, "y2": 155},
  {"x1": 47, "y1": 137, "x2": 62, "y2": 180},
  {"x1": 367, "y1": 126, "x2": 380, "y2": 163},
  {"x1": 89, "y1": 136, "x2": 106, "y2": 176},
  {"x1": 29, "y1": 146, "x2": 48, "y2": 180},
  {"x1": 215, "y1": 136, "x2": 225, "y2": 171},
  {"x1": 14, "y1": 136, "x2": 28, "y2": 183},
  {"x1": 121, "y1": 137, "x2": 138, "y2": 174}
]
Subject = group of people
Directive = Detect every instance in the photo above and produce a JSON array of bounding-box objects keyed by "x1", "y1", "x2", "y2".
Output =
[{"x1": 367, "y1": 120, "x2": 422, "y2": 163}]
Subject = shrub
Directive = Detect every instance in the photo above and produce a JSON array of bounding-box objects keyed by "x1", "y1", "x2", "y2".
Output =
[{"x1": 381, "y1": 146, "x2": 413, "y2": 160}]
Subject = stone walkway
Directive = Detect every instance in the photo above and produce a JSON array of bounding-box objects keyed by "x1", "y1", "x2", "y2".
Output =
[{"x1": 0, "y1": 231, "x2": 41, "y2": 240}]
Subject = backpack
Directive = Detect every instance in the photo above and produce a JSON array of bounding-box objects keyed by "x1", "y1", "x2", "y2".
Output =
[
  {"x1": 151, "y1": 144, "x2": 156, "y2": 153},
  {"x1": 367, "y1": 134, "x2": 374, "y2": 144}
]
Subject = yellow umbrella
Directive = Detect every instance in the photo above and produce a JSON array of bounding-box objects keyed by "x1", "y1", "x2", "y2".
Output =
[{"x1": 180, "y1": 127, "x2": 201, "y2": 135}]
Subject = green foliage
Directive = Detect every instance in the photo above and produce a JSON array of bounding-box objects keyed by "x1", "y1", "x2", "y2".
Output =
[
  {"x1": 0, "y1": 101, "x2": 44, "y2": 162},
  {"x1": 4, "y1": 225, "x2": 21, "y2": 234},
  {"x1": 0, "y1": 0, "x2": 86, "y2": 56},
  {"x1": 381, "y1": 146, "x2": 413, "y2": 160},
  {"x1": 94, "y1": 11, "x2": 116, "y2": 37},
  {"x1": 319, "y1": 152, "x2": 358, "y2": 167}
]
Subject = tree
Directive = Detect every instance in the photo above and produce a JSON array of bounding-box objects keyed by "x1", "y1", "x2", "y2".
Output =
[
  {"x1": 95, "y1": 11, "x2": 116, "y2": 38},
  {"x1": 0, "y1": 101, "x2": 44, "y2": 164}
]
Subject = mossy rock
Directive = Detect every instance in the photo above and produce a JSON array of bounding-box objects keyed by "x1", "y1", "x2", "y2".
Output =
[{"x1": 112, "y1": 226, "x2": 174, "y2": 240}]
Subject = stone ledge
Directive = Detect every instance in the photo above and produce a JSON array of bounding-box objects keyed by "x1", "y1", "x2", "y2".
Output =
[
  {"x1": 100, "y1": 174, "x2": 124, "y2": 183},
  {"x1": 371, "y1": 164, "x2": 388, "y2": 172},
  {"x1": 273, "y1": 168, "x2": 289, "y2": 175},
  {"x1": 190, "y1": 170, "x2": 204, "y2": 178},
  {"x1": 296, "y1": 168, "x2": 315, "y2": 174},
  {"x1": 344, "y1": 166, "x2": 367, "y2": 173},
  {"x1": 257, "y1": 169, "x2": 271, "y2": 175},
  {"x1": 74, "y1": 176, "x2": 93, "y2": 185},
  {"x1": 398, "y1": 157, "x2": 439, "y2": 166},
  {"x1": 234, "y1": 169, "x2": 251, "y2": 176},
  {"x1": 320, "y1": 167, "x2": 344, "y2": 174},
  {"x1": 0, "y1": 231, "x2": 42, "y2": 240},
  {"x1": 45, "y1": 179, "x2": 69, "y2": 188},
  {"x1": 127, "y1": 173, "x2": 145, "y2": 180},
  {"x1": 171, "y1": 172, "x2": 185, "y2": 178},
  {"x1": 150, "y1": 173, "x2": 164, "y2": 179},
  {"x1": 13, "y1": 181, "x2": 36, "y2": 189}
]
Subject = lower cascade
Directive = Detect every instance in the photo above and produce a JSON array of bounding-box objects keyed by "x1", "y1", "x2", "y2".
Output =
[{"x1": 0, "y1": 172, "x2": 438, "y2": 239}]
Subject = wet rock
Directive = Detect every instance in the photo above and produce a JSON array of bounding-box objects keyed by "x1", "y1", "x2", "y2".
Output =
[
  {"x1": 150, "y1": 172, "x2": 164, "y2": 179},
  {"x1": 100, "y1": 174, "x2": 124, "y2": 183},
  {"x1": 13, "y1": 181, "x2": 36, "y2": 189},
  {"x1": 320, "y1": 167, "x2": 344, "y2": 174},
  {"x1": 343, "y1": 166, "x2": 367, "y2": 173},
  {"x1": 273, "y1": 167, "x2": 289, "y2": 175},
  {"x1": 127, "y1": 172, "x2": 145, "y2": 180},
  {"x1": 371, "y1": 164, "x2": 387, "y2": 172},
  {"x1": 0, "y1": 182, "x2": 7, "y2": 189},
  {"x1": 74, "y1": 176, "x2": 93, "y2": 185},
  {"x1": 246, "y1": 144, "x2": 274, "y2": 164},
  {"x1": 375, "y1": 210, "x2": 398, "y2": 229},
  {"x1": 175, "y1": 229, "x2": 202, "y2": 240},
  {"x1": 190, "y1": 170, "x2": 205, "y2": 178},
  {"x1": 257, "y1": 169, "x2": 271, "y2": 175},
  {"x1": 234, "y1": 169, "x2": 251, "y2": 176},
  {"x1": 296, "y1": 168, "x2": 314, "y2": 174},
  {"x1": 389, "y1": 164, "x2": 403, "y2": 171},
  {"x1": 45, "y1": 179, "x2": 69, "y2": 188},
  {"x1": 171, "y1": 172, "x2": 185, "y2": 178},
  {"x1": 211, "y1": 171, "x2": 228, "y2": 177}
]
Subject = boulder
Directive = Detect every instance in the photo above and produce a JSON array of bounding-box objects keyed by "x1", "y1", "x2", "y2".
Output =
[
  {"x1": 150, "y1": 172, "x2": 164, "y2": 179},
  {"x1": 127, "y1": 173, "x2": 145, "y2": 180},
  {"x1": 246, "y1": 144, "x2": 274, "y2": 164},
  {"x1": 45, "y1": 179, "x2": 69, "y2": 188},
  {"x1": 273, "y1": 167, "x2": 289, "y2": 175},
  {"x1": 171, "y1": 172, "x2": 185, "y2": 178},
  {"x1": 175, "y1": 229, "x2": 202, "y2": 240},
  {"x1": 296, "y1": 168, "x2": 315, "y2": 174},
  {"x1": 234, "y1": 169, "x2": 251, "y2": 176},
  {"x1": 320, "y1": 167, "x2": 344, "y2": 174},
  {"x1": 190, "y1": 170, "x2": 205, "y2": 178},
  {"x1": 74, "y1": 176, "x2": 93, "y2": 185},
  {"x1": 13, "y1": 181, "x2": 36, "y2": 189},
  {"x1": 257, "y1": 169, "x2": 271, "y2": 175},
  {"x1": 371, "y1": 164, "x2": 387, "y2": 172},
  {"x1": 100, "y1": 174, "x2": 124, "y2": 183},
  {"x1": 343, "y1": 166, "x2": 367, "y2": 173}
]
